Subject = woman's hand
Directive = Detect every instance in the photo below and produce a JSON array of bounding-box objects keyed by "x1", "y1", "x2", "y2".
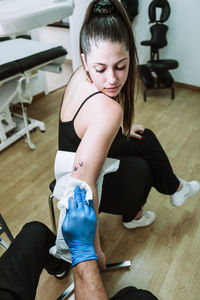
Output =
[
  {"x1": 97, "y1": 250, "x2": 106, "y2": 272},
  {"x1": 130, "y1": 124, "x2": 145, "y2": 139}
]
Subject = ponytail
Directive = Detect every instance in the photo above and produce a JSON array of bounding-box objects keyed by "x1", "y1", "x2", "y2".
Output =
[{"x1": 80, "y1": 0, "x2": 138, "y2": 137}]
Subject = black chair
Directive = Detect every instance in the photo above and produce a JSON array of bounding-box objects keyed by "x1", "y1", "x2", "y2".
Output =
[
  {"x1": 139, "y1": 0, "x2": 179, "y2": 101},
  {"x1": 0, "y1": 214, "x2": 14, "y2": 251},
  {"x1": 48, "y1": 179, "x2": 57, "y2": 233}
]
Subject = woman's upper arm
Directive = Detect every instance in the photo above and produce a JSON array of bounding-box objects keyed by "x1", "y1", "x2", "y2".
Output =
[{"x1": 71, "y1": 100, "x2": 122, "y2": 186}]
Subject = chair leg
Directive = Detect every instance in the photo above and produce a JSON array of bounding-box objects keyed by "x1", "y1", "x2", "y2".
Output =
[
  {"x1": 56, "y1": 282, "x2": 75, "y2": 300},
  {"x1": 0, "y1": 214, "x2": 14, "y2": 243},
  {"x1": 106, "y1": 260, "x2": 131, "y2": 270},
  {"x1": 144, "y1": 88, "x2": 147, "y2": 102},
  {"x1": 0, "y1": 237, "x2": 9, "y2": 250},
  {"x1": 171, "y1": 86, "x2": 175, "y2": 99},
  {"x1": 48, "y1": 194, "x2": 57, "y2": 234}
]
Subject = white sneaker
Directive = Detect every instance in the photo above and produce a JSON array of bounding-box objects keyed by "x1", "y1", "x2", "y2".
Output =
[
  {"x1": 123, "y1": 210, "x2": 156, "y2": 229},
  {"x1": 170, "y1": 178, "x2": 200, "y2": 207}
]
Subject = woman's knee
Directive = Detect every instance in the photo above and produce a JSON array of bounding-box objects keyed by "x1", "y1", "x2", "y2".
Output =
[
  {"x1": 142, "y1": 128, "x2": 163, "y2": 152},
  {"x1": 133, "y1": 157, "x2": 152, "y2": 180},
  {"x1": 144, "y1": 128, "x2": 157, "y2": 140}
]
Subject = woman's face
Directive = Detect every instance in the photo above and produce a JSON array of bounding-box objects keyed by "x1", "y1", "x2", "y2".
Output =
[{"x1": 82, "y1": 40, "x2": 130, "y2": 97}]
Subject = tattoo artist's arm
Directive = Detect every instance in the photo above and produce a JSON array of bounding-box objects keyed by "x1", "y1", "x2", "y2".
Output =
[
  {"x1": 74, "y1": 260, "x2": 109, "y2": 300},
  {"x1": 62, "y1": 187, "x2": 109, "y2": 299}
]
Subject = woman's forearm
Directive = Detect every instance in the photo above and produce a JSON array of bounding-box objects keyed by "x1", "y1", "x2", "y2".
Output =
[
  {"x1": 90, "y1": 185, "x2": 101, "y2": 251},
  {"x1": 70, "y1": 171, "x2": 102, "y2": 252},
  {"x1": 88, "y1": 185, "x2": 106, "y2": 271}
]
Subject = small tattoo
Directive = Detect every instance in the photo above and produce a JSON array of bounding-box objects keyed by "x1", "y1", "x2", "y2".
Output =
[{"x1": 74, "y1": 162, "x2": 83, "y2": 171}]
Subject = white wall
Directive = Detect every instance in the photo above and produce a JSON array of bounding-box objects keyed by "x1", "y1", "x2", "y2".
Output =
[
  {"x1": 38, "y1": 26, "x2": 71, "y2": 60},
  {"x1": 69, "y1": 0, "x2": 92, "y2": 70},
  {"x1": 37, "y1": 26, "x2": 73, "y2": 92},
  {"x1": 62, "y1": 0, "x2": 200, "y2": 86},
  {"x1": 133, "y1": 0, "x2": 200, "y2": 86}
]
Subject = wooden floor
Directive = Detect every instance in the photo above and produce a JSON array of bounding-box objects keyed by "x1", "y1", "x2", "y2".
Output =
[{"x1": 0, "y1": 84, "x2": 200, "y2": 300}]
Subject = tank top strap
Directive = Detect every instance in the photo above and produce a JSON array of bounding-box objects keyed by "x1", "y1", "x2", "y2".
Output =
[{"x1": 72, "y1": 91, "x2": 102, "y2": 121}]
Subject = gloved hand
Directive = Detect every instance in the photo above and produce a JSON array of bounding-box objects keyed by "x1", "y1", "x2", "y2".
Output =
[{"x1": 61, "y1": 186, "x2": 98, "y2": 267}]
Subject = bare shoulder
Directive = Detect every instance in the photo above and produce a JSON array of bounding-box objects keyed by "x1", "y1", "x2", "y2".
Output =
[{"x1": 89, "y1": 92, "x2": 123, "y2": 125}]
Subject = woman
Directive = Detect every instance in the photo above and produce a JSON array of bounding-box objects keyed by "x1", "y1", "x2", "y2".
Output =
[{"x1": 57, "y1": 0, "x2": 200, "y2": 270}]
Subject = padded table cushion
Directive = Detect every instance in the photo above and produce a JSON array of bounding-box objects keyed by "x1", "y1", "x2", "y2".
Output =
[
  {"x1": 0, "y1": 61, "x2": 21, "y2": 81},
  {"x1": 0, "y1": 38, "x2": 67, "y2": 80},
  {"x1": 17, "y1": 46, "x2": 67, "y2": 71}
]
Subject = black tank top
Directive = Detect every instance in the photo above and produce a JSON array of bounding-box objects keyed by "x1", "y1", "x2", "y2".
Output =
[
  {"x1": 58, "y1": 91, "x2": 129, "y2": 158},
  {"x1": 58, "y1": 91, "x2": 102, "y2": 152}
]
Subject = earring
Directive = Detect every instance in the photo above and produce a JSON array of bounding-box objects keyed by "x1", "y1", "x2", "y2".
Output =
[{"x1": 85, "y1": 71, "x2": 93, "y2": 83}]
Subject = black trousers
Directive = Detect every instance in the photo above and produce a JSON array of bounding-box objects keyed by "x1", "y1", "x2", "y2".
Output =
[
  {"x1": 0, "y1": 222, "x2": 158, "y2": 300},
  {"x1": 100, "y1": 129, "x2": 179, "y2": 222},
  {"x1": 111, "y1": 286, "x2": 158, "y2": 300},
  {"x1": 0, "y1": 221, "x2": 69, "y2": 300}
]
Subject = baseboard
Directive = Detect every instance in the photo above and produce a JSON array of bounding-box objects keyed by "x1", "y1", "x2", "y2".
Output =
[
  {"x1": 174, "y1": 82, "x2": 200, "y2": 91},
  {"x1": 32, "y1": 92, "x2": 46, "y2": 101}
]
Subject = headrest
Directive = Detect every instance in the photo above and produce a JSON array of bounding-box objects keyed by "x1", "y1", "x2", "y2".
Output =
[{"x1": 148, "y1": 0, "x2": 170, "y2": 23}]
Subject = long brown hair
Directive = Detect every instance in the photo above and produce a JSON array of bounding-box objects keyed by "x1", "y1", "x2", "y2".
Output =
[{"x1": 80, "y1": 0, "x2": 138, "y2": 137}]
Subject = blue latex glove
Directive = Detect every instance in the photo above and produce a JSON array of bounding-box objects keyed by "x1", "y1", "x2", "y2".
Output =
[{"x1": 61, "y1": 186, "x2": 98, "y2": 266}]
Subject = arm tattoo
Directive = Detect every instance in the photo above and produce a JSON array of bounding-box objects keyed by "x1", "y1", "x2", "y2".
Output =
[{"x1": 74, "y1": 162, "x2": 84, "y2": 171}]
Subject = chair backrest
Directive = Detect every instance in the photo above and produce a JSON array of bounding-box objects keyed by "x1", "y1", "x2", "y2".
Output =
[{"x1": 150, "y1": 24, "x2": 168, "y2": 49}]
